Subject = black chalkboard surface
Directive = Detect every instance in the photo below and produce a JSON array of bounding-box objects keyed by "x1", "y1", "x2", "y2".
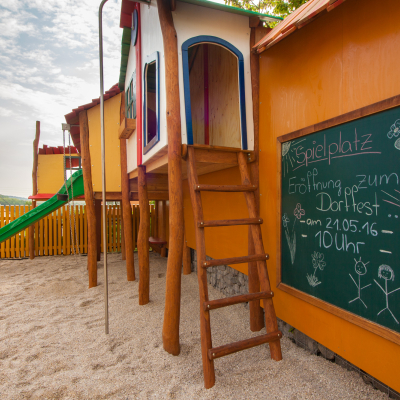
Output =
[{"x1": 280, "y1": 105, "x2": 400, "y2": 335}]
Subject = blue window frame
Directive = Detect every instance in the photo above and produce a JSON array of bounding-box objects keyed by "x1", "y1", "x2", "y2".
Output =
[
  {"x1": 181, "y1": 35, "x2": 248, "y2": 150},
  {"x1": 143, "y1": 51, "x2": 160, "y2": 154}
]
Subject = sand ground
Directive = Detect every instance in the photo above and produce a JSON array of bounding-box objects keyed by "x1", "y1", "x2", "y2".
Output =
[{"x1": 0, "y1": 252, "x2": 388, "y2": 400}]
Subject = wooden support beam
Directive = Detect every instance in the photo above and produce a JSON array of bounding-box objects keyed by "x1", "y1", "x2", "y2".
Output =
[
  {"x1": 129, "y1": 173, "x2": 169, "y2": 192},
  {"x1": 121, "y1": 139, "x2": 135, "y2": 281},
  {"x1": 158, "y1": 0, "x2": 184, "y2": 357},
  {"x1": 138, "y1": 165, "x2": 149, "y2": 304},
  {"x1": 130, "y1": 191, "x2": 169, "y2": 201},
  {"x1": 94, "y1": 192, "x2": 122, "y2": 201},
  {"x1": 79, "y1": 110, "x2": 97, "y2": 288},
  {"x1": 121, "y1": 201, "x2": 126, "y2": 260},
  {"x1": 182, "y1": 228, "x2": 191, "y2": 275},
  {"x1": 160, "y1": 201, "x2": 167, "y2": 257},
  {"x1": 248, "y1": 26, "x2": 265, "y2": 332},
  {"x1": 95, "y1": 199, "x2": 101, "y2": 262},
  {"x1": 29, "y1": 121, "x2": 40, "y2": 260}
]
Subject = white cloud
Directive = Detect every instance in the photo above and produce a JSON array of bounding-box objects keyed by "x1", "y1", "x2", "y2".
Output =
[{"x1": 0, "y1": 0, "x2": 123, "y2": 197}]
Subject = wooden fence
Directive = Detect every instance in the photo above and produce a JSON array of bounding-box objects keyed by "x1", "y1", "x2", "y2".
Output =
[{"x1": 0, "y1": 204, "x2": 155, "y2": 259}]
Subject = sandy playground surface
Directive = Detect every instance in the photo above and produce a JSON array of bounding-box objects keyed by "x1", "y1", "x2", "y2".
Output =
[{"x1": 0, "y1": 252, "x2": 389, "y2": 400}]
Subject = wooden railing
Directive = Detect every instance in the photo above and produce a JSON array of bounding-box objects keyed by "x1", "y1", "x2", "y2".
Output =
[{"x1": 0, "y1": 204, "x2": 155, "y2": 259}]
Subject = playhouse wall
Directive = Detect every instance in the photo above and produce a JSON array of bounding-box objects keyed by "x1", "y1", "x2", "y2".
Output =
[
  {"x1": 37, "y1": 154, "x2": 66, "y2": 194},
  {"x1": 88, "y1": 93, "x2": 122, "y2": 192},
  {"x1": 256, "y1": 0, "x2": 400, "y2": 392},
  {"x1": 173, "y1": 1, "x2": 254, "y2": 150},
  {"x1": 125, "y1": 1, "x2": 168, "y2": 171}
]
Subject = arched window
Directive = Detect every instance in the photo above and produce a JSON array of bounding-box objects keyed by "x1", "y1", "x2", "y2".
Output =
[{"x1": 182, "y1": 36, "x2": 247, "y2": 150}]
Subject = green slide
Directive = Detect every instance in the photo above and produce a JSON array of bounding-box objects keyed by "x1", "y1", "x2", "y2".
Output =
[{"x1": 0, "y1": 170, "x2": 85, "y2": 244}]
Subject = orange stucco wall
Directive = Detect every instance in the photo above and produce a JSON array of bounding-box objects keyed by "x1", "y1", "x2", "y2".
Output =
[{"x1": 183, "y1": 0, "x2": 400, "y2": 392}]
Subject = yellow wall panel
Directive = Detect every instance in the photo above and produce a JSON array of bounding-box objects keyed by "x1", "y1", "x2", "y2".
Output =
[
  {"x1": 37, "y1": 154, "x2": 65, "y2": 194},
  {"x1": 88, "y1": 93, "x2": 122, "y2": 193}
]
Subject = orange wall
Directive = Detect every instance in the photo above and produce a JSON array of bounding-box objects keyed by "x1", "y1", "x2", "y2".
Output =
[
  {"x1": 257, "y1": 0, "x2": 400, "y2": 392},
  {"x1": 182, "y1": 0, "x2": 400, "y2": 392}
]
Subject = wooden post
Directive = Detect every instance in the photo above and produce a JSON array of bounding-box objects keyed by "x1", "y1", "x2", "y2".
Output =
[
  {"x1": 182, "y1": 226, "x2": 191, "y2": 275},
  {"x1": 138, "y1": 166, "x2": 149, "y2": 304},
  {"x1": 95, "y1": 199, "x2": 101, "y2": 261},
  {"x1": 248, "y1": 25, "x2": 265, "y2": 331},
  {"x1": 121, "y1": 200, "x2": 126, "y2": 260},
  {"x1": 121, "y1": 139, "x2": 135, "y2": 281},
  {"x1": 160, "y1": 201, "x2": 167, "y2": 257},
  {"x1": 158, "y1": 0, "x2": 184, "y2": 356},
  {"x1": 29, "y1": 121, "x2": 40, "y2": 260},
  {"x1": 79, "y1": 110, "x2": 97, "y2": 288}
]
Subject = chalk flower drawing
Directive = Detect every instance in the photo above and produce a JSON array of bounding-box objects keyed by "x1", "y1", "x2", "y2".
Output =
[
  {"x1": 374, "y1": 265, "x2": 400, "y2": 324},
  {"x1": 283, "y1": 204, "x2": 305, "y2": 264},
  {"x1": 307, "y1": 251, "x2": 326, "y2": 287},
  {"x1": 294, "y1": 203, "x2": 305, "y2": 220},
  {"x1": 349, "y1": 257, "x2": 371, "y2": 308},
  {"x1": 387, "y1": 119, "x2": 400, "y2": 139},
  {"x1": 387, "y1": 119, "x2": 400, "y2": 151}
]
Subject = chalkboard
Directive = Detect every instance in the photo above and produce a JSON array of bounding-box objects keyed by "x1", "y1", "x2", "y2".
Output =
[{"x1": 279, "y1": 103, "x2": 400, "y2": 338}]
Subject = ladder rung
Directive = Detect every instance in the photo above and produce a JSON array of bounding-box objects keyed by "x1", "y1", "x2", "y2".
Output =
[
  {"x1": 198, "y1": 218, "x2": 262, "y2": 228},
  {"x1": 194, "y1": 184, "x2": 257, "y2": 192},
  {"x1": 208, "y1": 331, "x2": 282, "y2": 360},
  {"x1": 203, "y1": 291, "x2": 274, "y2": 311},
  {"x1": 202, "y1": 254, "x2": 269, "y2": 268}
]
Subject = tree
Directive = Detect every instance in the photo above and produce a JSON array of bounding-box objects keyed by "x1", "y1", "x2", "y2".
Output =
[{"x1": 225, "y1": 0, "x2": 308, "y2": 23}]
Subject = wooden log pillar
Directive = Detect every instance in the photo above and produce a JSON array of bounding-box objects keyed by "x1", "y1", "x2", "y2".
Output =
[
  {"x1": 160, "y1": 201, "x2": 167, "y2": 257},
  {"x1": 121, "y1": 139, "x2": 135, "y2": 281},
  {"x1": 247, "y1": 22, "x2": 268, "y2": 331},
  {"x1": 138, "y1": 165, "x2": 149, "y2": 304},
  {"x1": 95, "y1": 199, "x2": 101, "y2": 261},
  {"x1": 29, "y1": 121, "x2": 40, "y2": 260},
  {"x1": 182, "y1": 224, "x2": 191, "y2": 275},
  {"x1": 121, "y1": 201, "x2": 126, "y2": 260},
  {"x1": 158, "y1": 0, "x2": 184, "y2": 356},
  {"x1": 79, "y1": 110, "x2": 97, "y2": 288}
]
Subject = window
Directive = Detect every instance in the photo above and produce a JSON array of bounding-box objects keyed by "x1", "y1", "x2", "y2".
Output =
[
  {"x1": 143, "y1": 52, "x2": 160, "y2": 154},
  {"x1": 126, "y1": 71, "x2": 136, "y2": 119}
]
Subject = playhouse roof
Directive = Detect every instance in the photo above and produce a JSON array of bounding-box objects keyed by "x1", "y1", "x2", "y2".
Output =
[
  {"x1": 253, "y1": 0, "x2": 347, "y2": 53},
  {"x1": 64, "y1": 84, "x2": 121, "y2": 153},
  {"x1": 118, "y1": 0, "x2": 283, "y2": 90}
]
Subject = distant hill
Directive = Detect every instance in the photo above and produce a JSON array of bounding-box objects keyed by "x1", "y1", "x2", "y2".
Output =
[{"x1": 0, "y1": 194, "x2": 30, "y2": 206}]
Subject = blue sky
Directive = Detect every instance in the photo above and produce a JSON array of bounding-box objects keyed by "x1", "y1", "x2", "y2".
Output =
[{"x1": 0, "y1": 0, "x2": 122, "y2": 197}]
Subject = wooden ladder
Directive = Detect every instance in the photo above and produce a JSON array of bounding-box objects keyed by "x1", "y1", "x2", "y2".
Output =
[{"x1": 186, "y1": 146, "x2": 283, "y2": 389}]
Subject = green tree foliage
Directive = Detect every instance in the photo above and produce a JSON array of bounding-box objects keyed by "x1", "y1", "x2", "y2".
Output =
[
  {"x1": 0, "y1": 194, "x2": 30, "y2": 206},
  {"x1": 225, "y1": 0, "x2": 308, "y2": 20}
]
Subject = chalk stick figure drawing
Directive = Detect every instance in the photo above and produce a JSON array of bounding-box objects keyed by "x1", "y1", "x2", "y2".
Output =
[
  {"x1": 387, "y1": 119, "x2": 400, "y2": 150},
  {"x1": 282, "y1": 203, "x2": 305, "y2": 264},
  {"x1": 349, "y1": 257, "x2": 371, "y2": 308},
  {"x1": 306, "y1": 251, "x2": 326, "y2": 287},
  {"x1": 374, "y1": 265, "x2": 400, "y2": 324}
]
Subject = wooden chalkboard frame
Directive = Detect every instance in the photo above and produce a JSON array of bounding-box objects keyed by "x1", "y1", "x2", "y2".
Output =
[{"x1": 276, "y1": 94, "x2": 400, "y2": 346}]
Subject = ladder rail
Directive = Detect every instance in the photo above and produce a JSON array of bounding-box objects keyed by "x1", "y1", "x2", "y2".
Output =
[
  {"x1": 186, "y1": 146, "x2": 215, "y2": 389},
  {"x1": 237, "y1": 151, "x2": 283, "y2": 361}
]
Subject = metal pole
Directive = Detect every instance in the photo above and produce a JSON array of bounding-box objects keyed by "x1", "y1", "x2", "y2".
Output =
[{"x1": 99, "y1": 0, "x2": 109, "y2": 334}]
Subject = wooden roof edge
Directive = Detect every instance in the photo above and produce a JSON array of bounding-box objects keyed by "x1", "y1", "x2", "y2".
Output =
[{"x1": 254, "y1": 0, "x2": 346, "y2": 54}]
